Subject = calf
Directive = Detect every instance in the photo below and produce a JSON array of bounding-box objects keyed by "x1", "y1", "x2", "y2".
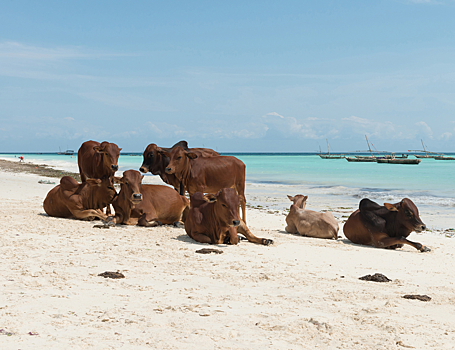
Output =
[
  {"x1": 285, "y1": 195, "x2": 338, "y2": 239},
  {"x1": 139, "y1": 140, "x2": 219, "y2": 194},
  {"x1": 43, "y1": 176, "x2": 116, "y2": 222},
  {"x1": 185, "y1": 188, "x2": 273, "y2": 245},
  {"x1": 78, "y1": 140, "x2": 122, "y2": 182},
  {"x1": 112, "y1": 170, "x2": 189, "y2": 227},
  {"x1": 161, "y1": 146, "x2": 247, "y2": 222},
  {"x1": 343, "y1": 198, "x2": 430, "y2": 252}
]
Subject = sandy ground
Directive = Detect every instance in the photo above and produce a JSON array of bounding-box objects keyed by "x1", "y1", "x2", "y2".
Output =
[{"x1": 1, "y1": 168, "x2": 455, "y2": 349}]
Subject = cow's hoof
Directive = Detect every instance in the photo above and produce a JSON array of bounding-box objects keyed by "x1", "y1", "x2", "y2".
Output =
[
  {"x1": 173, "y1": 221, "x2": 184, "y2": 228},
  {"x1": 262, "y1": 239, "x2": 274, "y2": 246},
  {"x1": 421, "y1": 246, "x2": 431, "y2": 252}
]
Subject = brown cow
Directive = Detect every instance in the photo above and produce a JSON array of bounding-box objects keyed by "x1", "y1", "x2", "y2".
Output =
[
  {"x1": 160, "y1": 146, "x2": 247, "y2": 222},
  {"x1": 185, "y1": 188, "x2": 273, "y2": 245},
  {"x1": 78, "y1": 140, "x2": 122, "y2": 183},
  {"x1": 112, "y1": 170, "x2": 189, "y2": 227},
  {"x1": 343, "y1": 198, "x2": 430, "y2": 252},
  {"x1": 139, "y1": 140, "x2": 219, "y2": 194},
  {"x1": 285, "y1": 195, "x2": 339, "y2": 239},
  {"x1": 43, "y1": 176, "x2": 116, "y2": 223}
]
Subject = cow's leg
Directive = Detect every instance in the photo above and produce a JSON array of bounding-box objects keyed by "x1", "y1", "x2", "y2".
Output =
[
  {"x1": 285, "y1": 219, "x2": 297, "y2": 234},
  {"x1": 371, "y1": 232, "x2": 430, "y2": 252},
  {"x1": 79, "y1": 169, "x2": 87, "y2": 183},
  {"x1": 240, "y1": 195, "x2": 247, "y2": 225},
  {"x1": 236, "y1": 220, "x2": 273, "y2": 246},
  {"x1": 71, "y1": 209, "x2": 113, "y2": 223},
  {"x1": 227, "y1": 227, "x2": 239, "y2": 245},
  {"x1": 188, "y1": 231, "x2": 213, "y2": 244},
  {"x1": 137, "y1": 210, "x2": 162, "y2": 227}
]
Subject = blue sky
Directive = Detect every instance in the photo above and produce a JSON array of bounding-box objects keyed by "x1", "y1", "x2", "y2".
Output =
[{"x1": 1, "y1": 0, "x2": 455, "y2": 152}]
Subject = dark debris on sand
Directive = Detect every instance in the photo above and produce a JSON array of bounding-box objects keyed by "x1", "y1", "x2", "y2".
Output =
[
  {"x1": 359, "y1": 273, "x2": 391, "y2": 282},
  {"x1": 196, "y1": 248, "x2": 223, "y2": 254},
  {"x1": 402, "y1": 294, "x2": 431, "y2": 302},
  {"x1": 0, "y1": 159, "x2": 81, "y2": 181},
  {"x1": 98, "y1": 271, "x2": 125, "y2": 279}
]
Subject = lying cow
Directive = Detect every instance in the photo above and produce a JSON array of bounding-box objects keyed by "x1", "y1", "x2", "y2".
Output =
[
  {"x1": 139, "y1": 140, "x2": 219, "y2": 195},
  {"x1": 343, "y1": 198, "x2": 430, "y2": 252},
  {"x1": 112, "y1": 170, "x2": 189, "y2": 227},
  {"x1": 185, "y1": 188, "x2": 273, "y2": 245},
  {"x1": 285, "y1": 195, "x2": 338, "y2": 239},
  {"x1": 43, "y1": 176, "x2": 116, "y2": 223},
  {"x1": 161, "y1": 146, "x2": 247, "y2": 222},
  {"x1": 78, "y1": 140, "x2": 122, "y2": 183}
]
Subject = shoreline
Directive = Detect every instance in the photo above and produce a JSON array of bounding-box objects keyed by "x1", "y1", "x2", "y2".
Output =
[{"x1": 0, "y1": 156, "x2": 453, "y2": 232}]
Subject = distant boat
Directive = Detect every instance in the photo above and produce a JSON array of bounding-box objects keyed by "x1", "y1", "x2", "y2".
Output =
[
  {"x1": 346, "y1": 156, "x2": 377, "y2": 162},
  {"x1": 376, "y1": 158, "x2": 421, "y2": 165},
  {"x1": 409, "y1": 140, "x2": 440, "y2": 159},
  {"x1": 346, "y1": 135, "x2": 377, "y2": 162},
  {"x1": 57, "y1": 146, "x2": 74, "y2": 155},
  {"x1": 318, "y1": 139, "x2": 345, "y2": 159},
  {"x1": 434, "y1": 155, "x2": 455, "y2": 160}
]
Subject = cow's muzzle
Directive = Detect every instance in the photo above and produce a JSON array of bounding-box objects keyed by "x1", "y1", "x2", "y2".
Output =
[
  {"x1": 139, "y1": 166, "x2": 148, "y2": 173},
  {"x1": 165, "y1": 167, "x2": 172, "y2": 174},
  {"x1": 111, "y1": 165, "x2": 119, "y2": 171},
  {"x1": 415, "y1": 224, "x2": 426, "y2": 233},
  {"x1": 132, "y1": 193, "x2": 143, "y2": 203}
]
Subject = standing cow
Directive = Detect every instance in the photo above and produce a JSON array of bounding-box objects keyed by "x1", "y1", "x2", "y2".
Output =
[
  {"x1": 185, "y1": 188, "x2": 273, "y2": 245},
  {"x1": 343, "y1": 198, "x2": 430, "y2": 252},
  {"x1": 160, "y1": 146, "x2": 247, "y2": 222},
  {"x1": 78, "y1": 140, "x2": 122, "y2": 183},
  {"x1": 112, "y1": 170, "x2": 189, "y2": 227},
  {"x1": 285, "y1": 195, "x2": 339, "y2": 239},
  {"x1": 43, "y1": 176, "x2": 116, "y2": 223},
  {"x1": 139, "y1": 140, "x2": 219, "y2": 195}
]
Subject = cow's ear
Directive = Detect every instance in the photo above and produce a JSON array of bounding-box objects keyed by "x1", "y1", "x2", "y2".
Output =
[
  {"x1": 113, "y1": 176, "x2": 123, "y2": 184},
  {"x1": 384, "y1": 203, "x2": 399, "y2": 211},
  {"x1": 304, "y1": 196, "x2": 308, "y2": 201},
  {"x1": 204, "y1": 193, "x2": 217, "y2": 202},
  {"x1": 158, "y1": 150, "x2": 170, "y2": 158},
  {"x1": 287, "y1": 195, "x2": 294, "y2": 202},
  {"x1": 87, "y1": 178, "x2": 102, "y2": 186},
  {"x1": 93, "y1": 146, "x2": 106, "y2": 154},
  {"x1": 186, "y1": 152, "x2": 198, "y2": 159},
  {"x1": 119, "y1": 148, "x2": 122, "y2": 152}
]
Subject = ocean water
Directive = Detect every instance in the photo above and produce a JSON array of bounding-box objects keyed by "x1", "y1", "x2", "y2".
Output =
[{"x1": 2, "y1": 152, "x2": 454, "y2": 211}]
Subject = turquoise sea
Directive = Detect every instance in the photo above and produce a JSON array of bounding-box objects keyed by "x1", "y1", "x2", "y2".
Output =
[{"x1": 1, "y1": 152, "x2": 454, "y2": 211}]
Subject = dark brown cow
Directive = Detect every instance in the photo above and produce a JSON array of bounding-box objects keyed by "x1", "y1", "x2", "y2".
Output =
[
  {"x1": 160, "y1": 146, "x2": 247, "y2": 222},
  {"x1": 185, "y1": 188, "x2": 273, "y2": 245},
  {"x1": 78, "y1": 140, "x2": 122, "y2": 183},
  {"x1": 112, "y1": 170, "x2": 189, "y2": 227},
  {"x1": 43, "y1": 176, "x2": 116, "y2": 223},
  {"x1": 139, "y1": 140, "x2": 219, "y2": 194},
  {"x1": 343, "y1": 198, "x2": 430, "y2": 252}
]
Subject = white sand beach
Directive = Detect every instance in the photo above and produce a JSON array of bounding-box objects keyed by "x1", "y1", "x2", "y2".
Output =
[{"x1": 1, "y1": 167, "x2": 455, "y2": 349}]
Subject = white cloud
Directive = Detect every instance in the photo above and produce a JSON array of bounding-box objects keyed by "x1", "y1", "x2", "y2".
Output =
[{"x1": 415, "y1": 121, "x2": 433, "y2": 138}]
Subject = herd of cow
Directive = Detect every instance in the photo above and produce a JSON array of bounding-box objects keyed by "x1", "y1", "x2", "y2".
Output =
[{"x1": 43, "y1": 140, "x2": 431, "y2": 252}]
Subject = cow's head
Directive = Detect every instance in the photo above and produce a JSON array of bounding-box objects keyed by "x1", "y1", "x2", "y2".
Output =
[
  {"x1": 212, "y1": 188, "x2": 241, "y2": 228},
  {"x1": 161, "y1": 146, "x2": 197, "y2": 175},
  {"x1": 118, "y1": 170, "x2": 144, "y2": 204},
  {"x1": 140, "y1": 143, "x2": 160, "y2": 174},
  {"x1": 93, "y1": 141, "x2": 122, "y2": 173},
  {"x1": 86, "y1": 176, "x2": 117, "y2": 203},
  {"x1": 287, "y1": 194, "x2": 308, "y2": 209},
  {"x1": 384, "y1": 198, "x2": 426, "y2": 233}
]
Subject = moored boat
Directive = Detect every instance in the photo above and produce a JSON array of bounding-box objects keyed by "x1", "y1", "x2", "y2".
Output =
[{"x1": 376, "y1": 158, "x2": 421, "y2": 165}]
